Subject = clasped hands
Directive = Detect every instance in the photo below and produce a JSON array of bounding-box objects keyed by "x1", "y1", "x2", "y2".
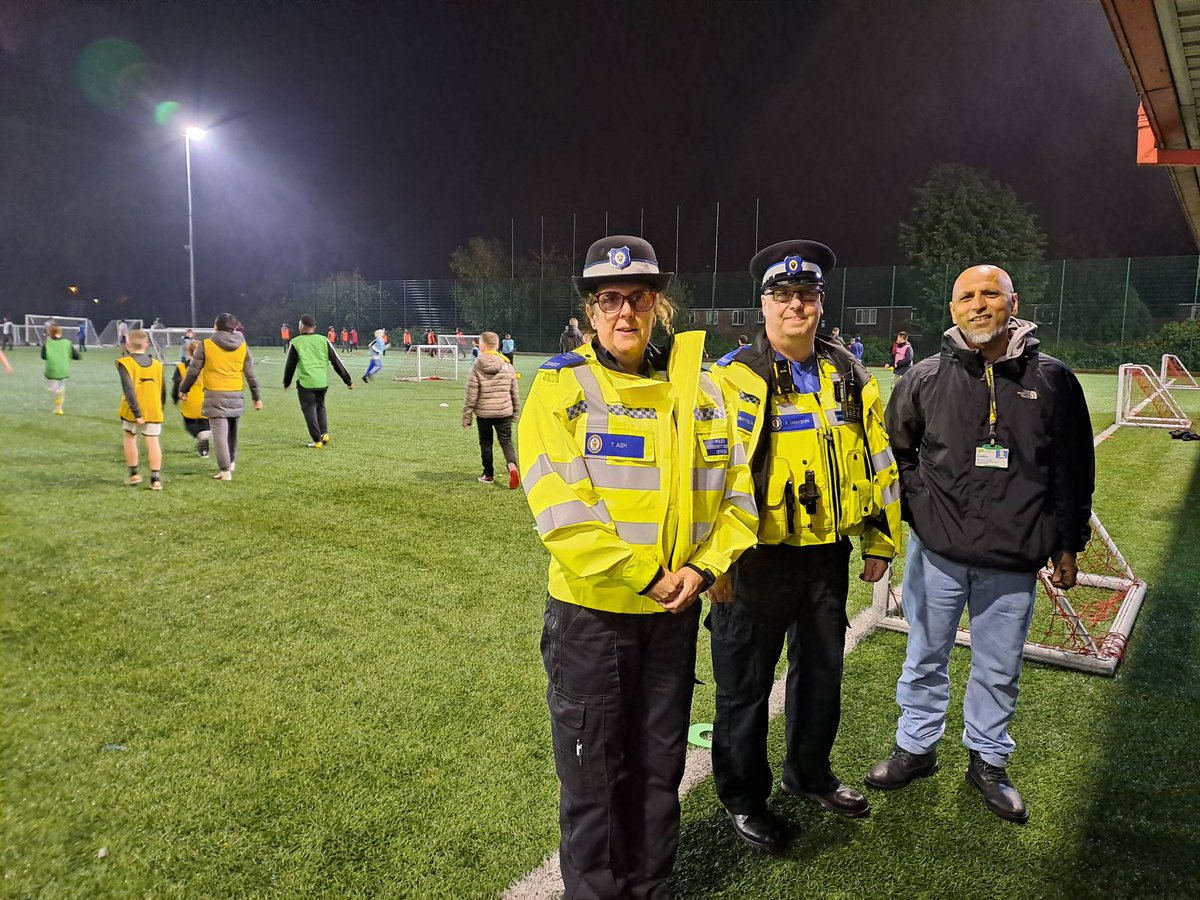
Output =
[{"x1": 645, "y1": 567, "x2": 708, "y2": 614}]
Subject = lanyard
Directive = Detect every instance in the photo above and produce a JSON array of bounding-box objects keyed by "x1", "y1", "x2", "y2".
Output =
[{"x1": 984, "y1": 363, "x2": 998, "y2": 441}]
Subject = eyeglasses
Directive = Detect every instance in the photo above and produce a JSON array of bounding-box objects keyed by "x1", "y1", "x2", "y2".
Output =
[
  {"x1": 763, "y1": 285, "x2": 824, "y2": 304},
  {"x1": 592, "y1": 289, "x2": 657, "y2": 314}
]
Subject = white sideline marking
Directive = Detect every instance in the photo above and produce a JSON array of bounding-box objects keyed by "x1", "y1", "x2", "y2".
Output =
[{"x1": 503, "y1": 602, "x2": 885, "y2": 899}]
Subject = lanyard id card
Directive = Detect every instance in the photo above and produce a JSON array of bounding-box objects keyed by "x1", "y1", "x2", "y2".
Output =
[{"x1": 975, "y1": 442, "x2": 1009, "y2": 469}]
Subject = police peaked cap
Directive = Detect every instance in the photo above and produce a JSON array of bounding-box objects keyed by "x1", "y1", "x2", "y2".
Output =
[
  {"x1": 573, "y1": 235, "x2": 673, "y2": 295},
  {"x1": 750, "y1": 240, "x2": 836, "y2": 291}
]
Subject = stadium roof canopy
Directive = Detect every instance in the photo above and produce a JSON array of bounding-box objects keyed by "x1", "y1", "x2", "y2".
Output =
[{"x1": 1102, "y1": 0, "x2": 1200, "y2": 248}]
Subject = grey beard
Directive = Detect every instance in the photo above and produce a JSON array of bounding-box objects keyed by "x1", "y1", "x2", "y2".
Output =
[{"x1": 964, "y1": 322, "x2": 1009, "y2": 346}]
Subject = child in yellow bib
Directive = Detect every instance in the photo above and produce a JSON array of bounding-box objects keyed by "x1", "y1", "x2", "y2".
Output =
[{"x1": 117, "y1": 329, "x2": 166, "y2": 489}]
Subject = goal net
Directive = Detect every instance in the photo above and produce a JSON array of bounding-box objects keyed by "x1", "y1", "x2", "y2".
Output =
[
  {"x1": 872, "y1": 512, "x2": 1147, "y2": 676},
  {"x1": 437, "y1": 333, "x2": 481, "y2": 359},
  {"x1": 148, "y1": 327, "x2": 217, "y2": 361},
  {"x1": 97, "y1": 319, "x2": 144, "y2": 347},
  {"x1": 1160, "y1": 353, "x2": 1199, "y2": 390},
  {"x1": 1115, "y1": 363, "x2": 1191, "y2": 429},
  {"x1": 391, "y1": 344, "x2": 462, "y2": 381},
  {"x1": 23, "y1": 315, "x2": 99, "y2": 346}
]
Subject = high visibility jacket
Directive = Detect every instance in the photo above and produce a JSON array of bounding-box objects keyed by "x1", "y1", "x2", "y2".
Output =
[
  {"x1": 118, "y1": 356, "x2": 165, "y2": 423},
  {"x1": 711, "y1": 334, "x2": 900, "y2": 559},
  {"x1": 201, "y1": 339, "x2": 247, "y2": 392},
  {"x1": 175, "y1": 362, "x2": 205, "y2": 418},
  {"x1": 518, "y1": 331, "x2": 758, "y2": 614}
]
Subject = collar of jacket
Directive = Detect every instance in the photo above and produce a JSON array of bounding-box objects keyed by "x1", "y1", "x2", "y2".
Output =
[
  {"x1": 941, "y1": 318, "x2": 1040, "y2": 377},
  {"x1": 738, "y1": 329, "x2": 871, "y2": 389},
  {"x1": 591, "y1": 335, "x2": 674, "y2": 377}
]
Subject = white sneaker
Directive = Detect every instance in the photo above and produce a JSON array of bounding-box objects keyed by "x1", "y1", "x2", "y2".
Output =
[{"x1": 214, "y1": 470, "x2": 232, "y2": 481}]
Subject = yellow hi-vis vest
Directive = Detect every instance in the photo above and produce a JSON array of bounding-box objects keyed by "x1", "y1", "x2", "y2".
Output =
[
  {"x1": 202, "y1": 338, "x2": 247, "y2": 392},
  {"x1": 518, "y1": 331, "x2": 758, "y2": 614},
  {"x1": 117, "y1": 356, "x2": 165, "y2": 423},
  {"x1": 176, "y1": 362, "x2": 205, "y2": 419},
  {"x1": 710, "y1": 349, "x2": 900, "y2": 559}
]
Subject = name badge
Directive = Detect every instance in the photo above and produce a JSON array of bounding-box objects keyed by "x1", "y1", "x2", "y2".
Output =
[
  {"x1": 585, "y1": 432, "x2": 645, "y2": 459},
  {"x1": 736, "y1": 411, "x2": 756, "y2": 432},
  {"x1": 975, "y1": 443, "x2": 1009, "y2": 469},
  {"x1": 702, "y1": 437, "x2": 729, "y2": 458}
]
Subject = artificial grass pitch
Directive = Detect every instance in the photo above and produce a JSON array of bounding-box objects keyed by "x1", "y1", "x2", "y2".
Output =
[{"x1": 2, "y1": 346, "x2": 1198, "y2": 898}]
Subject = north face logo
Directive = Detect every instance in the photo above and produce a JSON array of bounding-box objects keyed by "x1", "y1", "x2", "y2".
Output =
[{"x1": 1017, "y1": 389, "x2": 1038, "y2": 399}]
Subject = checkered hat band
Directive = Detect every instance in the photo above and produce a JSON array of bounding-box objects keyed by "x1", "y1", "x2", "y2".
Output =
[
  {"x1": 762, "y1": 259, "x2": 822, "y2": 285},
  {"x1": 582, "y1": 259, "x2": 661, "y2": 278}
]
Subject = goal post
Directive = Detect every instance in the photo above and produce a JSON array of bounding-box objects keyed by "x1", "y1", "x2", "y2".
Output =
[
  {"x1": 97, "y1": 319, "x2": 144, "y2": 347},
  {"x1": 437, "y1": 333, "x2": 481, "y2": 359},
  {"x1": 1160, "y1": 353, "x2": 1199, "y2": 390},
  {"x1": 23, "y1": 315, "x2": 100, "y2": 346},
  {"x1": 147, "y1": 327, "x2": 217, "y2": 361},
  {"x1": 871, "y1": 512, "x2": 1147, "y2": 677},
  {"x1": 391, "y1": 344, "x2": 461, "y2": 381},
  {"x1": 1115, "y1": 363, "x2": 1191, "y2": 429}
]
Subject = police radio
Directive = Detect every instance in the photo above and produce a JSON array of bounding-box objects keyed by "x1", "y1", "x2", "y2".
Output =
[{"x1": 831, "y1": 368, "x2": 864, "y2": 424}]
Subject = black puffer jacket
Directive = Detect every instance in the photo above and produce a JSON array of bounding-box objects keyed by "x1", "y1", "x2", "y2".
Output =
[{"x1": 885, "y1": 319, "x2": 1094, "y2": 573}]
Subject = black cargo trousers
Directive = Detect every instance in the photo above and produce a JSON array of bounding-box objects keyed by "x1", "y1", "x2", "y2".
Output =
[
  {"x1": 708, "y1": 539, "x2": 852, "y2": 814},
  {"x1": 541, "y1": 596, "x2": 701, "y2": 900}
]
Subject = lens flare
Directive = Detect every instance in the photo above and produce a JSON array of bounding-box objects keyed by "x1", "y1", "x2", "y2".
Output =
[
  {"x1": 154, "y1": 100, "x2": 181, "y2": 126},
  {"x1": 77, "y1": 38, "x2": 146, "y2": 109}
]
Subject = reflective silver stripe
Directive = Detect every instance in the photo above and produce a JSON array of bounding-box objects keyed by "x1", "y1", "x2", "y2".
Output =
[
  {"x1": 731, "y1": 441, "x2": 748, "y2": 466},
  {"x1": 825, "y1": 408, "x2": 847, "y2": 427},
  {"x1": 692, "y1": 467, "x2": 725, "y2": 492},
  {"x1": 698, "y1": 371, "x2": 723, "y2": 406},
  {"x1": 871, "y1": 447, "x2": 897, "y2": 472},
  {"x1": 524, "y1": 454, "x2": 590, "y2": 491},
  {"x1": 775, "y1": 401, "x2": 800, "y2": 415},
  {"x1": 615, "y1": 521, "x2": 659, "y2": 545},
  {"x1": 587, "y1": 460, "x2": 661, "y2": 491},
  {"x1": 691, "y1": 521, "x2": 714, "y2": 544},
  {"x1": 723, "y1": 492, "x2": 758, "y2": 517},
  {"x1": 534, "y1": 499, "x2": 613, "y2": 536},
  {"x1": 573, "y1": 364, "x2": 609, "y2": 433},
  {"x1": 881, "y1": 481, "x2": 901, "y2": 507}
]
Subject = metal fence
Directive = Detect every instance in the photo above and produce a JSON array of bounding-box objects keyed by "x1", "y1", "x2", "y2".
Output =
[{"x1": 285, "y1": 256, "x2": 1200, "y2": 369}]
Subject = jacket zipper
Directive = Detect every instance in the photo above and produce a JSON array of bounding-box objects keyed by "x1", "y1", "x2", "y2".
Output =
[{"x1": 824, "y1": 430, "x2": 842, "y2": 532}]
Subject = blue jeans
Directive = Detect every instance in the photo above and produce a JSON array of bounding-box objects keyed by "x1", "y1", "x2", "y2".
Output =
[
  {"x1": 364, "y1": 357, "x2": 383, "y2": 379},
  {"x1": 895, "y1": 533, "x2": 1037, "y2": 767}
]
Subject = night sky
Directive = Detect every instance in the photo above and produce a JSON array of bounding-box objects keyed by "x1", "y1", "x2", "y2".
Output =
[{"x1": 1, "y1": 0, "x2": 1192, "y2": 324}]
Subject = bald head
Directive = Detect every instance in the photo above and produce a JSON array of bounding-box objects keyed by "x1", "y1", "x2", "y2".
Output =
[
  {"x1": 952, "y1": 265, "x2": 1014, "y2": 299},
  {"x1": 949, "y1": 264, "x2": 1018, "y2": 352}
]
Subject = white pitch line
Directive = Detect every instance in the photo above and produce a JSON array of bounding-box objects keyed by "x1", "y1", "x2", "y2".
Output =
[{"x1": 503, "y1": 601, "x2": 886, "y2": 900}]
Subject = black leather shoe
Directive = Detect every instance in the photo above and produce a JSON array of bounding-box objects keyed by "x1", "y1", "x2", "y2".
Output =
[
  {"x1": 864, "y1": 745, "x2": 939, "y2": 790},
  {"x1": 966, "y1": 750, "x2": 1029, "y2": 824},
  {"x1": 781, "y1": 781, "x2": 871, "y2": 818},
  {"x1": 724, "y1": 807, "x2": 788, "y2": 854}
]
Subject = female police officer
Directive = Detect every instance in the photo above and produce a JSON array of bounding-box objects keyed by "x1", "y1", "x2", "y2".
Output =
[{"x1": 518, "y1": 235, "x2": 758, "y2": 898}]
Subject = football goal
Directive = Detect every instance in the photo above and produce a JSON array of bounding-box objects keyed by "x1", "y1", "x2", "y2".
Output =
[
  {"x1": 1115, "y1": 363, "x2": 1191, "y2": 429},
  {"x1": 391, "y1": 344, "x2": 461, "y2": 381},
  {"x1": 872, "y1": 512, "x2": 1147, "y2": 676},
  {"x1": 1160, "y1": 353, "x2": 1199, "y2": 390},
  {"x1": 97, "y1": 319, "x2": 144, "y2": 347},
  {"x1": 437, "y1": 333, "x2": 481, "y2": 359},
  {"x1": 148, "y1": 327, "x2": 217, "y2": 361},
  {"x1": 23, "y1": 315, "x2": 99, "y2": 346}
]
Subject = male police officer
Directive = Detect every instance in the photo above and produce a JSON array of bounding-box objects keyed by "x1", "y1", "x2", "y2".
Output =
[{"x1": 707, "y1": 240, "x2": 902, "y2": 853}]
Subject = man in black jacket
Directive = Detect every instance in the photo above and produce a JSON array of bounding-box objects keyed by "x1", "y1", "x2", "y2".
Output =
[{"x1": 864, "y1": 265, "x2": 1094, "y2": 825}]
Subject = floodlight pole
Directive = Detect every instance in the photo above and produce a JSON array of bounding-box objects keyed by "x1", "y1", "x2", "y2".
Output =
[
  {"x1": 184, "y1": 133, "x2": 197, "y2": 328},
  {"x1": 182, "y1": 127, "x2": 206, "y2": 328}
]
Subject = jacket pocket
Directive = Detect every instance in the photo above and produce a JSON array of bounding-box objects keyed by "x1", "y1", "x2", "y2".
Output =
[{"x1": 760, "y1": 458, "x2": 792, "y2": 544}]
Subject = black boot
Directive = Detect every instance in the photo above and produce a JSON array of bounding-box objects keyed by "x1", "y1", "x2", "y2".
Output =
[
  {"x1": 966, "y1": 750, "x2": 1028, "y2": 824},
  {"x1": 864, "y1": 745, "x2": 939, "y2": 790},
  {"x1": 724, "y1": 807, "x2": 788, "y2": 855}
]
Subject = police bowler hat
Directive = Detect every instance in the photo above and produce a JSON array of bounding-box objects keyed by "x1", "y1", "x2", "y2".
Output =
[
  {"x1": 573, "y1": 235, "x2": 673, "y2": 295},
  {"x1": 750, "y1": 240, "x2": 836, "y2": 292}
]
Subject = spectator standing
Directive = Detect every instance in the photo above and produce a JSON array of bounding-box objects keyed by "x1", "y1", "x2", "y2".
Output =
[
  {"x1": 76, "y1": 321, "x2": 88, "y2": 353},
  {"x1": 850, "y1": 334, "x2": 864, "y2": 361},
  {"x1": 891, "y1": 331, "x2": 914, "y2": 377},
  {"x1": 864, "y1": 265, "x2": 1093, "y2": 825},
  {"x1": 500, "y1": 333, "x2": 515, "y2": 363},
  {"x1": 1, "y1": 317, "x2": 13, "y2": 351},
  {"x1": 559, "y1": 316, "x2": 584, "y2": 352},
  {"x1": 462, "y1": 331, "x2": 520, "y2": 488}
]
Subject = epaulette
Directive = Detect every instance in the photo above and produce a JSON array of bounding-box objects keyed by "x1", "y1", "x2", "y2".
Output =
[
  {"x1": 540, "y1": 351, "x2": 586, "y2": 370},
  {"x1": 714, "y1": 346, "x2": 746, "y2": 368}
]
